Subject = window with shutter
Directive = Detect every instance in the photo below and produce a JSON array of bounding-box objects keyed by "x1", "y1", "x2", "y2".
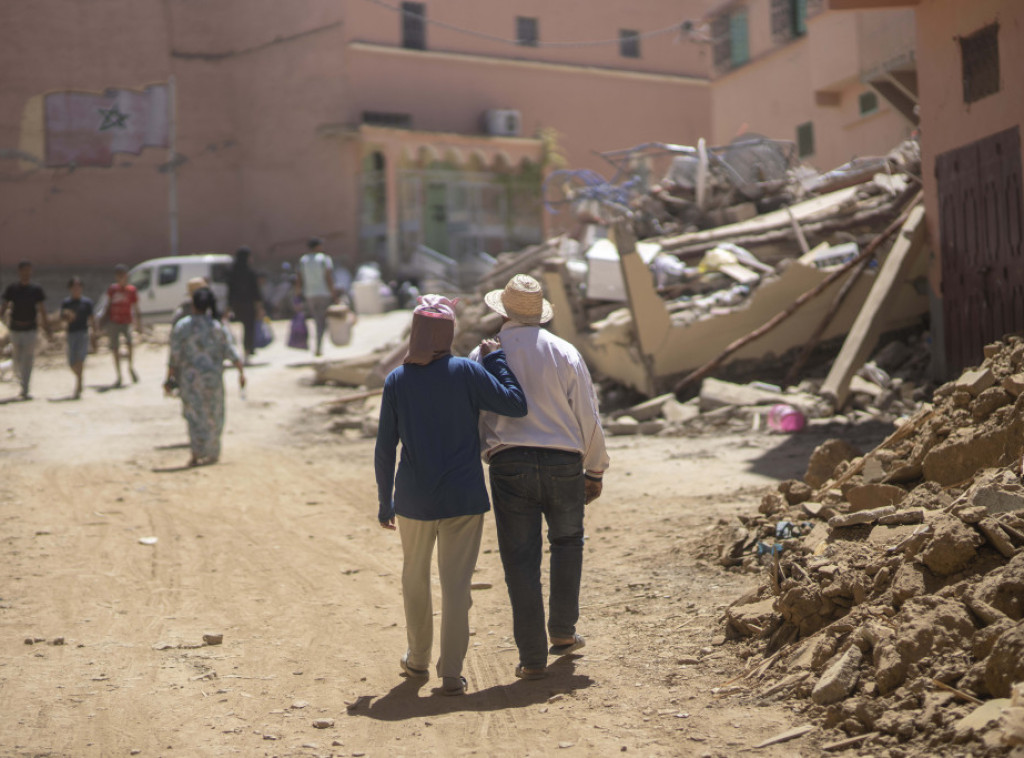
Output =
[
  {"x1": 401, "y1": 2, "x2": 426, "y2": 50},
  {"x1": 516, "y1": 16, "x2": 538, "y2": 47},
  {"x1": 711, "y1": 14, "x2": 732, "y2": 70},
  {"x1": 771, "y1": 0, "x2": 807, "y2": 43},
  {"x1": 771, "y1": 0, "x2": 792, "y2": 41},
  {"x1": 858, "y1": 91, "x2": 879, "y2": 116},
  {"x1": 793, "y1": 0, "x2": 807, "y2": 35},
  {"x1": 796, "y1": 122, "x2": 815, "y2": 158},
  {"x1": 960, "y1": 23, "x2": 1000, "y2": 104},
  {"x1": 620, "y1": 29, "x2": 640, "y2": 58},
  {"x1": 730, "y1": 10, "x2": 749, "y2": 67}
]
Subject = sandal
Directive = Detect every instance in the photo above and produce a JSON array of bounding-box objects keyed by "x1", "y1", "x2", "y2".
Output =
[
  {"x1": 400, "y1": 653, "x2": 429, "y2": 680},
  {"x1": 549, "y1": 633, "x2": 586, "y2": 657},
  {"x1": 441, "y1": 676, "x2": 467, "y2": 696},
  {"x1": 515, "y1": 664, "x2": 546, "y2": 680}
]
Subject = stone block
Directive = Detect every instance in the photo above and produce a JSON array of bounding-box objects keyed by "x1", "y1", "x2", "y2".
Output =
[
  {"x1": 971, "y1": 486, "x2": 1024, "y2": 516},
  {"x1": 846, "y1": 483, "x2": 906, "y2": 512},
  {"x1": 811, "y1": 646, "x2": 863, "y2": 705},
  {"x1": 1002, "y1": 374, "x2": 1024, "y2": 398},
  {"x1": 957, "y1": 367, "x2": 996, "y2": 397}
]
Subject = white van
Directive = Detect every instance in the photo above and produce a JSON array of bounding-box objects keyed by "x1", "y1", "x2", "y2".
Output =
[{"x1": 98, "y1": 254, "x2": 233, "y2": 323}]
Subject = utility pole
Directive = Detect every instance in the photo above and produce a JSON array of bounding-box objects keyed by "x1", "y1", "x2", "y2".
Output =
[{"x1": 168, "y1": 74, "x2": 179, "y2": 255}]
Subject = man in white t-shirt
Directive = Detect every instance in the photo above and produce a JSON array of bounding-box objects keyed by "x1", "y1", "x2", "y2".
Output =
[{"x1": 297, "y1": 237, "x2": 339, "y2": 356}]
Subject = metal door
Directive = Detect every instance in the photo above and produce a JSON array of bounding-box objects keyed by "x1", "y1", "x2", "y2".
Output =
[{"x1": 936, "y1": 126, "x2": 1024, "y2": 372}]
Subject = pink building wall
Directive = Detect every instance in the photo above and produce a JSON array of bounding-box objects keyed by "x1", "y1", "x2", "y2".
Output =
[
  {"x1": 2, "y1": 0, "x2": 717, "y2": 272},
  {"x1": 709, "y1": 1, "x2": 915, "y2": 170},
  {"x1": 3, "y1": 0, "x2": 925, "y2": 274},
  {"x1": 342, "y1": 0, "x2": 713, "y2": 77},
  {"x1": 2, "y1": 0, "x2": 352, "y2": 271},
  {"x1": 910, "y1": 0, "x2": 1024, "y2": 293}
]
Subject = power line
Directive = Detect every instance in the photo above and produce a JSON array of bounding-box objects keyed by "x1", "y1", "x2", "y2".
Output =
[{"x1": 357, "y1": 0, "x2": 697, "y2": 49}]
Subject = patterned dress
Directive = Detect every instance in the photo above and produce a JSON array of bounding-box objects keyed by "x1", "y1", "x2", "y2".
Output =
[{"x1": 169, "y1": 315, "x2": 241, "y2": 462}]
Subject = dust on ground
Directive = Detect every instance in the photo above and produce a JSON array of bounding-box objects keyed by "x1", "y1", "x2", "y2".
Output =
[{"x1": 0, "y1": 314, "x2": 893, "y2": 757}]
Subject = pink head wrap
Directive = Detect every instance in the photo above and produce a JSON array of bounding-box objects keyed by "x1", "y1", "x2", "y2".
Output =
[
  {"x1": 405, "y1": 295, "x2": 459, "y2": 366},
  {"x1": 412, "y1": 294, "x2": 458, "y2": 321}
]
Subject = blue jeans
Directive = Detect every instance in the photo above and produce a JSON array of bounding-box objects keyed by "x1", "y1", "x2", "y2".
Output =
[{"x1": 489, "y1": 447, "x2": 585, "y2": 669}]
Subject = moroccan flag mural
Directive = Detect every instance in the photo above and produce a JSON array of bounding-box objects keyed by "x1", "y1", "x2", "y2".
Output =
[{"x1": 44, "y1": 84, "x2": 170, "y2": 167}]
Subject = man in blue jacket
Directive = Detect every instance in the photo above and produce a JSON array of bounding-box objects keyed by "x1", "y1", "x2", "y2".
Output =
[{"x1": 375, "y1": 295, "x2": 527, "y2": 696}]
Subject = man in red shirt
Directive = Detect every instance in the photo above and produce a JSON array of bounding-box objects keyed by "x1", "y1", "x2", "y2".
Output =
[{"x1": 105, "y1": 264, "x2": 142, "y2": 386}]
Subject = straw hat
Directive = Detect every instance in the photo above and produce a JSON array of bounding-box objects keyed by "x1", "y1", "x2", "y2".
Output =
[
  {"x1": 484, "y1": 274, "x2": 553, "y2": 325},
  {"x1": 186, "y1": 277, "x2": 208, "y2": 295}
]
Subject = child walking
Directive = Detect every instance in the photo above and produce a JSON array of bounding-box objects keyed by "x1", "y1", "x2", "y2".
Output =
[
  {"x1": 61, "y1": 276, "x2": 98, "y2": 397},
  {"x1": 61, "y1": 277, "x2": 98, "y2": 399}
]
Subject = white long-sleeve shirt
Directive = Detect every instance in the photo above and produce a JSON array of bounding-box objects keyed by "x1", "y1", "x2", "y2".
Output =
[{"x1": 472, "y1": 322, "x2": 610, "y2": 475}]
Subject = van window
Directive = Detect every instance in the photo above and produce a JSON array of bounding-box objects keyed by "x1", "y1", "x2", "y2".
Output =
[
  {"x1": 130, "y1": 267, "x2": 152, "y2": 292},
  {"x1": 210, "y1": 263, "x2": 230, "y2": 284},
  {"x1": 158, "y1": 265, "x2": 180, "y2": 287}
]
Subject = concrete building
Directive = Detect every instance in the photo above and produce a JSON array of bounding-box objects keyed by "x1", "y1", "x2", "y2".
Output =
[
  {"x1": 1, "y1": 0, "x2": 716, "y2": 275},
  {"x1": 3, "y1": 0, "x2": 933, "y2": 286},
  {"x1": 706, "y1": 0, "x2": 916, "y2": 170},
  {"x1": 832, "y1": 0, "x2": 1024, "y2": 374}
]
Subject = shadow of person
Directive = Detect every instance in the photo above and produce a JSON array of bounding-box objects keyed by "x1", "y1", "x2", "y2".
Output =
[
  {"x1": 348, "y1": 659, "x2": 592, "y2": 722},
  {"x1": 93, "y1": 382, "x2": 128, "y2": 394},
  {"x1": 151, "y1": 464, "x2": 196, "y2": 473}
]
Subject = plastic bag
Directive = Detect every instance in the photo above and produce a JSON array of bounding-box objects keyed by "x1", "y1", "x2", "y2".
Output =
[
  {"x1": 767, "y1": 404, "x2": 806, "y2": 433},
  {"x1": 287, "y1": 313, "x2": 308, "y2": 350},
  {"x1": 254, "y1": 317, "x2": 274, "y2": 349},
  {"x1": 327, "y1": 305, "x2": 355, "y2": 347}
]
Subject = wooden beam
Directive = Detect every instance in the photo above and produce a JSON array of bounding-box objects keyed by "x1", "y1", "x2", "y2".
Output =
[
  {"x1": 672, "y1": 194, "x2": 922, "y2": 395},
  {"x1": 819, "y1": 205, "x2": 927, "y2": 409}
]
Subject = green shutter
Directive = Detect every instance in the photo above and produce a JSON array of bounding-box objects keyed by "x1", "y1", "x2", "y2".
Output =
[
  {"x1": 794, "y1": 0, "x2": 807, "y2": 36},
  {"x1": 796, "y1": 122, "x2": 815, "y2": 158},
  {"x1": 730, "y1": 10, "x2": 749, "y2": 67}
]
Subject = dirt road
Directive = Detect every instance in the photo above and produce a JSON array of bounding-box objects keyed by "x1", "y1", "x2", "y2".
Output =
[{"x1": 0, "y1": 316, "x2": 860, "y2": 757}]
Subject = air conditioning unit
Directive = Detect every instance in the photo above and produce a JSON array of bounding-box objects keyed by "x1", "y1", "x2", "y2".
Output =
[{"x1": 483, "y1": 109, "x2": 522, "y2": 137}]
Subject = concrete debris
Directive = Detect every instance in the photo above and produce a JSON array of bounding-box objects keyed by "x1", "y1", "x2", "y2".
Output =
[
  {"x1": 811, "y1": 646, "x2": 863, "y2": 705},
  {"x1": 313, "y1": 140, "x2": 936, "y2": 451},
  {"x1": 716, "y1": 338, "x2": 1024, "y2": 755},
  {"x1": 534, "y1": 143, "x2": 930, "y2": 397},
  {"x1": 805, "y1": 439, "x2": 861, "y2": 489}
]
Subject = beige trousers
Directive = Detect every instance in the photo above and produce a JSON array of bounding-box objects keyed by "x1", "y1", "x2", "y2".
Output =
[{"x1": 397, "y1": 513, "x2": 484, "y2": 678}]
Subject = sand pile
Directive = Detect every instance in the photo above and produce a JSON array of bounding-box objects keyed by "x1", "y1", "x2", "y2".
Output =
[{"x1": 718, "y1": 337, "x2": 1024, "y2": 755}]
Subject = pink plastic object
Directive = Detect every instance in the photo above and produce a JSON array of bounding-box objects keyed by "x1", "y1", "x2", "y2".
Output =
[{"x1": 767, "y1": 404, "x2": 806, "y2": 433}]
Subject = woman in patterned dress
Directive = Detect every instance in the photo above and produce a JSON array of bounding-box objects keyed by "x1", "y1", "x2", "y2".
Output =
[{"x1": 166, "y1": 287, "x2": 246, "y2": 466}]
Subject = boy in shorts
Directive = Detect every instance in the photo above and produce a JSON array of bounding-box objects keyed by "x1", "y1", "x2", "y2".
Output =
[
  {"x1": 105, "y1": 264, "x2": 142, "y2": 386},
  {"x1": 61, "y1": 276, "x2": 98, "y2": 399}
]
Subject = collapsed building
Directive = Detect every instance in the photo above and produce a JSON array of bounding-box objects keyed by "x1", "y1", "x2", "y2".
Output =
[{"x1": 718, "y1": 339, "x2": 1024, "y2": 755}]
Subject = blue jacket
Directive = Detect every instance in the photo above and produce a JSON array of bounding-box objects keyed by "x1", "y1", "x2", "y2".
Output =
[{"x1": 374, "y1": 351, "x2": 527, "y2": 522}]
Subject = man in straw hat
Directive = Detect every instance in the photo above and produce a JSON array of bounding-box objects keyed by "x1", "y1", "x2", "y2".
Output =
[
  {"x1": 474, "y1": 274, "x2": 609, "y2": 681},
  {"x1": 375, "y1": 294, "x2": 527, "y2": 695}
]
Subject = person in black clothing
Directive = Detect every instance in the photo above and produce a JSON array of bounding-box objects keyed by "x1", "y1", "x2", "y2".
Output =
[
  {"x1": 1, "y1": 261, "x2": 52, "y2": 400},
  {"x1": 227, "y1": 246, "x2": 264, "y2": 363},
  {"x1": 60, "y1": 276, "x2": 99, "y2": 399}
]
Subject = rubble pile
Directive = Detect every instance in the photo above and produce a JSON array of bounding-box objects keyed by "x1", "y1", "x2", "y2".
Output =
[
  {"x1": 717, "y1": 338, "x2": 1024, "y2": 755},
  {"x1": 635, "y1": 139, "x2": 921, "y2": 250},
  {"x1": 597, "y1": 329, "x2": 933, "y2": 438}
]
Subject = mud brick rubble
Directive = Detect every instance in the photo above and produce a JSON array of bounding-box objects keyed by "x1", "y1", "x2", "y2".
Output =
[{"x1": 717, "y1": 338, "x2": 1024, "y2": 756}]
